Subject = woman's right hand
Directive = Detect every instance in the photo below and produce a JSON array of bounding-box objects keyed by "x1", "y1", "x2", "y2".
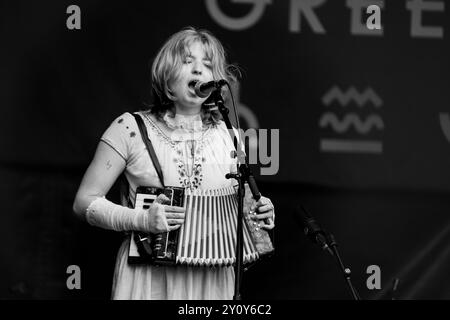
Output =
[{"x1": 144, "y1": 194, "x2": 185, "y2": 234}]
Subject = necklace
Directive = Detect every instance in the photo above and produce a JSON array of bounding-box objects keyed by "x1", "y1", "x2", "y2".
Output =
[
  {"x1": 165, "y1": 113, "x2": 206, "y2": 190},
  {"x1": 184, "y1": 139, "x2": 197, "y2": 178},
  {"x1": 182, "y1": 127, "x2": 205, "y2": 190}
]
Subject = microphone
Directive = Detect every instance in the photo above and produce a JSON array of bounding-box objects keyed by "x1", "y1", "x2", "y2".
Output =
[
  {"x1": 297, "y1": 205, "x2": 333, "y2": 256},
  {"x1": 194, "y1": 79, "x2": 228, "y2": 98}
]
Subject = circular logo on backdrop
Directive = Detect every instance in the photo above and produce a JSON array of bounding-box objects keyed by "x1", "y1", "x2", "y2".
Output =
[{"x1": 205, "y1": 0, "x2": 272, "y2": 30}]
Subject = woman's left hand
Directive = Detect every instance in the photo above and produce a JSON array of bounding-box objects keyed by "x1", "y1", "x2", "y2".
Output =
[{"x1": 249, "y1": 196, "x2": 275, "y2": 230}]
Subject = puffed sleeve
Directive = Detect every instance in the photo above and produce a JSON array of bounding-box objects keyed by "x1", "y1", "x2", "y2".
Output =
[{"x1": 100, "y1": 112, "x2": 138, "y2": 163}]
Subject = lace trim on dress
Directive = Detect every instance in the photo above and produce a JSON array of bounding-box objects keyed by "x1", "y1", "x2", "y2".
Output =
[
  {"x1": 162, "y1": 112, "x2": 204, "y2": 132},
  {"x1": 139, "y1": 111, "x2": 211, "y2": 190},
  {"x1": 141, "y1": 111, "x2": 213, "y2": 144},
  {"x1": 141, "y1": 112, "x2": 176, "y2": 147}
]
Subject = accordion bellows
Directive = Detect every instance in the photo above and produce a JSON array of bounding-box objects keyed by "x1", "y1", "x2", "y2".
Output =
[{"x1": 129, "y1": 185, "x2": 274, "y2": 267}]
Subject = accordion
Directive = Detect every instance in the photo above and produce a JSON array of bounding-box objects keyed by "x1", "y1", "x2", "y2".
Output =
[{"x1": 128, "y1": 185, "x2": 274, "y2": 267}]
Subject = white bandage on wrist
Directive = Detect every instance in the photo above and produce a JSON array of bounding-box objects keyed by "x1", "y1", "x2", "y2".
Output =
[{"x1": 86, "y1": 197, "x2": 149, "y2": 232}]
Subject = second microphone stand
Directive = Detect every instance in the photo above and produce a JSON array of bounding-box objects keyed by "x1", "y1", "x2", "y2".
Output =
[
  {"x1": 300, "y1": 206, "x2": 361, "y2": 300},
  {"x1": 326, "y1": 233, "x2": 361, "y2": 300}
]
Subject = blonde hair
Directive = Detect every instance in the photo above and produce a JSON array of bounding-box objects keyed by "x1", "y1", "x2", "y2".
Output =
[{"x1": 150, "y1": 26, "x2": 238, "y2": 124}]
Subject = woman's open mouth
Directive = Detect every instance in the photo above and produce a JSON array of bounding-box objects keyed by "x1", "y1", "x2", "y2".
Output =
[{"x1": 188, "y1": 80, "x2": 199, "y2": 90}]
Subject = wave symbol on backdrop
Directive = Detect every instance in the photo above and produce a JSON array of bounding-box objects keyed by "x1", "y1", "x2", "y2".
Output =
[
  {"x1": 322, "y1": 86, "x2": 383, "y2": 107},
  {"x1": 319, "y1": 86, "x2": 384, "y2": 154},
  {"x1": 319, "y1": 113, "x2": 384, "y2": 134}
]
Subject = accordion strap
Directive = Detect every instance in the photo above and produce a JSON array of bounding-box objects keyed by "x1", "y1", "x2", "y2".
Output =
[{"x1": 131, "y1": 112, "x2": 165, "y2": 187}]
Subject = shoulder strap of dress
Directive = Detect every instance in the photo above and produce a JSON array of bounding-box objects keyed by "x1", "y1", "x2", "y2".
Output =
[{"x1": 131, "y1": 112, "x2": 165, "y2": 187}]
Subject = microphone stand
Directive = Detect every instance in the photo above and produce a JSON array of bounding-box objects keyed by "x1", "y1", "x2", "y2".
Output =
[
  {"x1": 210, "y1": 89, "x2": 261, "y2": 301},
  {"x1": 299, "y1": 206, "x2": 361, "y2": 300},
  {"x1": 326, "y1": 233, "x2": 361, "y2": 300}
]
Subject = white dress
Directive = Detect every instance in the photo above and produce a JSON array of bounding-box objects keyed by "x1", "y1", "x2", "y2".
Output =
[{"x1": 101, "y1": 111, "x2": 239, "y2": 300}]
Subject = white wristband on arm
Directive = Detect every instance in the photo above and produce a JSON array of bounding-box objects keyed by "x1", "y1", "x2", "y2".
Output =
[{"x1": 86, "y1": 197, "x2": 149, "y2": 232}]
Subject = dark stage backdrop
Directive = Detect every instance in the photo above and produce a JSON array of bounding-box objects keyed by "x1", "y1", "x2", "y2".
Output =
[{"x1": 1, "y1": 0, "x2": 450, "y2": 299}]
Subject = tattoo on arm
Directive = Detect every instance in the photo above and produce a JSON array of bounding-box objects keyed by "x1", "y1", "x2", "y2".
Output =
[{"x1": 106, "y1": 160, "x2": 112, "y2": 170}]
